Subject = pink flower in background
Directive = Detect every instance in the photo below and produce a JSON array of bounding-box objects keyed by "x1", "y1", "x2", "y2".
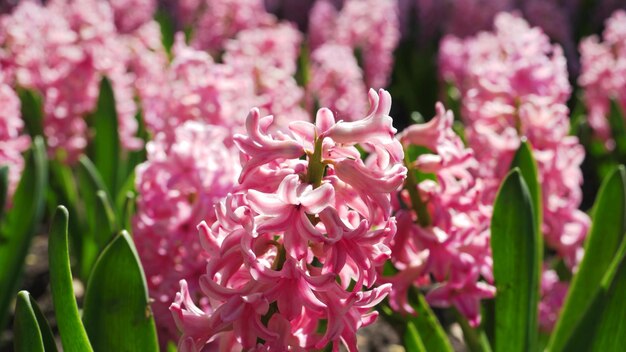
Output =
[
  {"x1": 108, "y1": 0, "x2": 157, "y2": 33},
  {"x1": 0, "y1": 0, "x2": 158, "y2": 162},
  {"x1": 138, "y1": 35, "x2": 257, "y2": 139},
  {"x1": 307, "y1": 43, "x2": 368, "y2": 121},
  {"x1": 0, "y1": 80, "x2": 30, "y2": 199},
  {"x1": 190, "y1": 0, "x2": 274, "y2": 52},
  {"x1": 171, "y1": 89, "x2": 406, "y2": 351},
  {"x1": 309, "y1": 0, "x2": 400, "y2": 89},
  {"x1": 539, "y1": 269, "x2": 569, "y2": 332},
  {"x1": 439, "y1": 12, "x2": 589, "y2": 269},
  {"x1": 133, "y1": 121, "x2": 239, "y2": 346},
  {"x1": 446, "y1": 0, "x2": 513, "y2": 37},
  {"x1": 580, "y1": 10, "x2": 626, "y2": 148},
  {"x1": 224, "y1": 23, "x2": 308, "y2": 129},
  {"x1": 385, "y1": 103, "x2": 494, "y2": 326}
]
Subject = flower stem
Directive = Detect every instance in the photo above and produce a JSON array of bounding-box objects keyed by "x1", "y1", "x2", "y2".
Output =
[
  {"x1": 403, "y1": 152, "x2": 431, "y2": 227},
  {"x1": 306, "y1": 136, "x2": 325, "y2": 188}
]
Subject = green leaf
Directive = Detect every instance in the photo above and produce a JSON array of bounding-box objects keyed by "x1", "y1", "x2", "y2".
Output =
[
  {"x1": 490, "y1": 169, "x2": 541, "y2": 352},
  {"x1": 13, "y1": 291, "x2": 57, "y2": 352},
  {"x1": 28, "y1": 292, "x2": 58, "y2": 352},
  {"x1": 121, "y1": 191, "x2": 136, "y2": 233},
  {"x1": 510, "y1": 140, "x2": 542, "y2": 237},
  {"x1": 82, "y1": 231, "x2": 158, "y2": 351},
  {"x1": 17, "y1": 88, "x2": 44, "y2": 138},
  {"x1": 408, "y1": 293, "x2": 454, "y2": 352},
  {"x1": 455, "y1": 310, "x2": 492, "y2": 352},
  {"x1": 48, "y1": 206, "x2": 94, "y2": 352},
  {"x1": 548, "y1": 166, "x2": 626, "y2": 352},
  {"x1": 0, "y1": 166, "x2": 8, "y2": 222},
  {"x1": 77, "y1": 155, "x2": 114, "y2": 278},
  {"x1": 13, "y1": 291, "x2": 45, "y2": 352},
  {"x1": 584, "y1": 239, "x2": 626, "y2": 351},
  {"x1": 404, "y1": 321, "x2": 427, "y2": 352},
  {"x1": 155, "y1": 10, "x2": 175, "y2": 54},
  {"x1": 94, "y1": 190, "x2": 117, "y2": 250},
  {"x1": 0, "y1": 137, "x2": 47, "y2": 329},
  {"x1": 562, "y1": 239, "x2": 626, "y2": 351},
  {"x1": 88, "y1": 77, "x2": 121, "y2": 197},
  {"x1": 608, "y1": 99, "x2": 626, "y2": 159}
]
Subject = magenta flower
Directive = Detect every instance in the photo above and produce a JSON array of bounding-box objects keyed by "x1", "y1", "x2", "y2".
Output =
[
  {"x1": 384, "y1": 103, "x2": 494, "y2": 326},
  {"x1": 538, "y1": 268, "x2": 569, "y2": 332},
  {"x1": 170, "y1": 89, "x2": 406, "y2": 351},
  {"x1": 439, "y1": 12, "x2": 589, "y2": 270},
  {"x1": 108, "y1": 0, "x2": 157, "y2": 33},
  {"x1": 133, "y1": 121, "x2": 239, "y2": 346},
  {"x1": 579, "y1": 10, "x2": 626, "y2": 148}
]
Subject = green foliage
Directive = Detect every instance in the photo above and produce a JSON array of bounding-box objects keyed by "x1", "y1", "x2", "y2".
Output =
[
  {"x1": 0, "y1": 138, "x2": 47, "y2": 329},
  {"x1": 407, "y1": 294, "x2": 454, "y2": 352},
  {"x1": 17, "y1": 88, "x2": 44, "y2": 138},
  {"x1": 0, "y1": 166, "x2": 7, "y2": 222},
  {"x1": 88, "y1": 78, "x2": 121, "y2": 198},
  {"x1": 490, "y1": 169, "x2": 541, "y2": 352},
  {"x1": 82, "y1": 231, "x2": 158, "y2": 351},
  {"x1": 48, "y1": 206, "x2": 94, "y2": 352},
  {"x1": 548, "y1": 166, "x2": 626, "y2": 351},
  {"x1": 510, "y1": 140, "x2": 542, "y2": 237},
  {"x1": 13, "y1": 291, "x2": 57, "y2": 352},
  {"x1": 404, "y1": 321, "x2": 426, "y2": 352}
]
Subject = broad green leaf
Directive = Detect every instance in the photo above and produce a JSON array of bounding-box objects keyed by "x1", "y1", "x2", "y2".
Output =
[
  {"x1": 48, "y1": 206, "x2": 94, "y2": 352},
  {"x1": 83, "y1": 231, "x2": 158, "y2": 351},
  {"x1": 562, "y1": 239, "x2": 626, "y2": 351},
  {"x1": 94, "y1": 190, "x2": 117, "y2": 249},
  {"x1": 14, "y1": 291, "x2": 45, "y2": 352},
  {"x1": 510, "y1": 140, "x2": 542, "y2": 237},
  {"x1": 490, "y1": 169, "x2": 541, "y2": 352},
  {"x1": 88, "y1": 77, "x2": 121, "y2": 197},
  {"x1": 17, "y1": 88, "x2": 44, "y2": 138},
  {"x1": 408, "y1": 294, "x2": 454, "y2": 352},
  {"x1": 121, "y1": 191, "x2": 135, "y2": 233},
  {"x1": 0, "y1": 166, "x2": 7, "y2": 222},
  {"x1": 0, "y1": 137, "x2": 47, "y2": 329},
  {"x1": 404, "y1": 321, "x2": 427, "y2": 352},
  {"x1": 548, "y1": 166, "x2": 626, "y2": 352}
]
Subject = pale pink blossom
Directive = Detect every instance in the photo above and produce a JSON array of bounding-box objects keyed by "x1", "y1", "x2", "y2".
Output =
[
  {"x1": 190, "y1": 0, "x2": 275, "y2": 52},
  {"x1": 307, "y1": 43, "x2": 368, "y2": 121},
  {"x1": 133, "y1": 121, "x2": 239, "y2": 346},
  {"x1": 385, "y1": 103, "x2": 494, "y2": 326},
  {"x1": 108, "y1": 0, "x2": 157, "y2": 33},
  {"x1": 539, "y1": 269, "x2": 568, "y2": 332},
  {"x1": 0, "y1": 0, "x2": 154, "y2": 162},
  {"x1": 579, "y1": 10, "x2": 626, "y2": 147},
  {"x1": 439, "y1": 12, "x2": 589, "y2": 268},
  {"x1": 171, "y1": 89, "x2": 406, "y2": 351},
  {"x1": 309, "y1": 0, "x2": 400, "y2": 89},
  {"x1": 0, "y1": 80, "x2": 30, "y2": 200}
]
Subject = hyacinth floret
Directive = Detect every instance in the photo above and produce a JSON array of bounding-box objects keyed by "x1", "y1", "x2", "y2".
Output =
[{"x1": 170, "y1": 89, "x2": 407, "y2": 351}]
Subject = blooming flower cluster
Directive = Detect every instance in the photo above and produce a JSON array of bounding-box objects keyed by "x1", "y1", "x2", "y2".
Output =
[
  {"x1": 170, "y1": 89, "x2": 407, "y2": 351},
  {"x1": 309, "y1": 0, "x2": 400, "y2": 89},
  {"x1": 0, "y1": 77, "x2": 29, "y2": 199},
  {"x1": 579, "y1": 10, "x2": 626, "y2": 147},
  {"x1": 0, "y1": 0, "x2": 160, "y2": 162},
  {"x1": 133, "y1": 121, "x2": 239, "y2": 345},
  {"x1": 384, "y1": 103, "x2": 494, "y2": 326},
  {"x1": 439, "y1": 12, "x2": 588, "y2": 328}
]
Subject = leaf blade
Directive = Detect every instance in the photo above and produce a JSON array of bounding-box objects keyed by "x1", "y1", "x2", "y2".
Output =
[
  {"x1": 82, "y1": 231, "x2": 158, "y2": 351},
  {"x1": 490, "y1": 169, "x2": 541, "y2": 352},
  {"x1": 48, "y1": 206, "x2": 93, "y2": 352},
  {"x1": 548, "y1": 166, "x2": 626, "y2": 352},
  {"x1": 13, "y1": 291, "x2": 45, "y2": 352}
]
